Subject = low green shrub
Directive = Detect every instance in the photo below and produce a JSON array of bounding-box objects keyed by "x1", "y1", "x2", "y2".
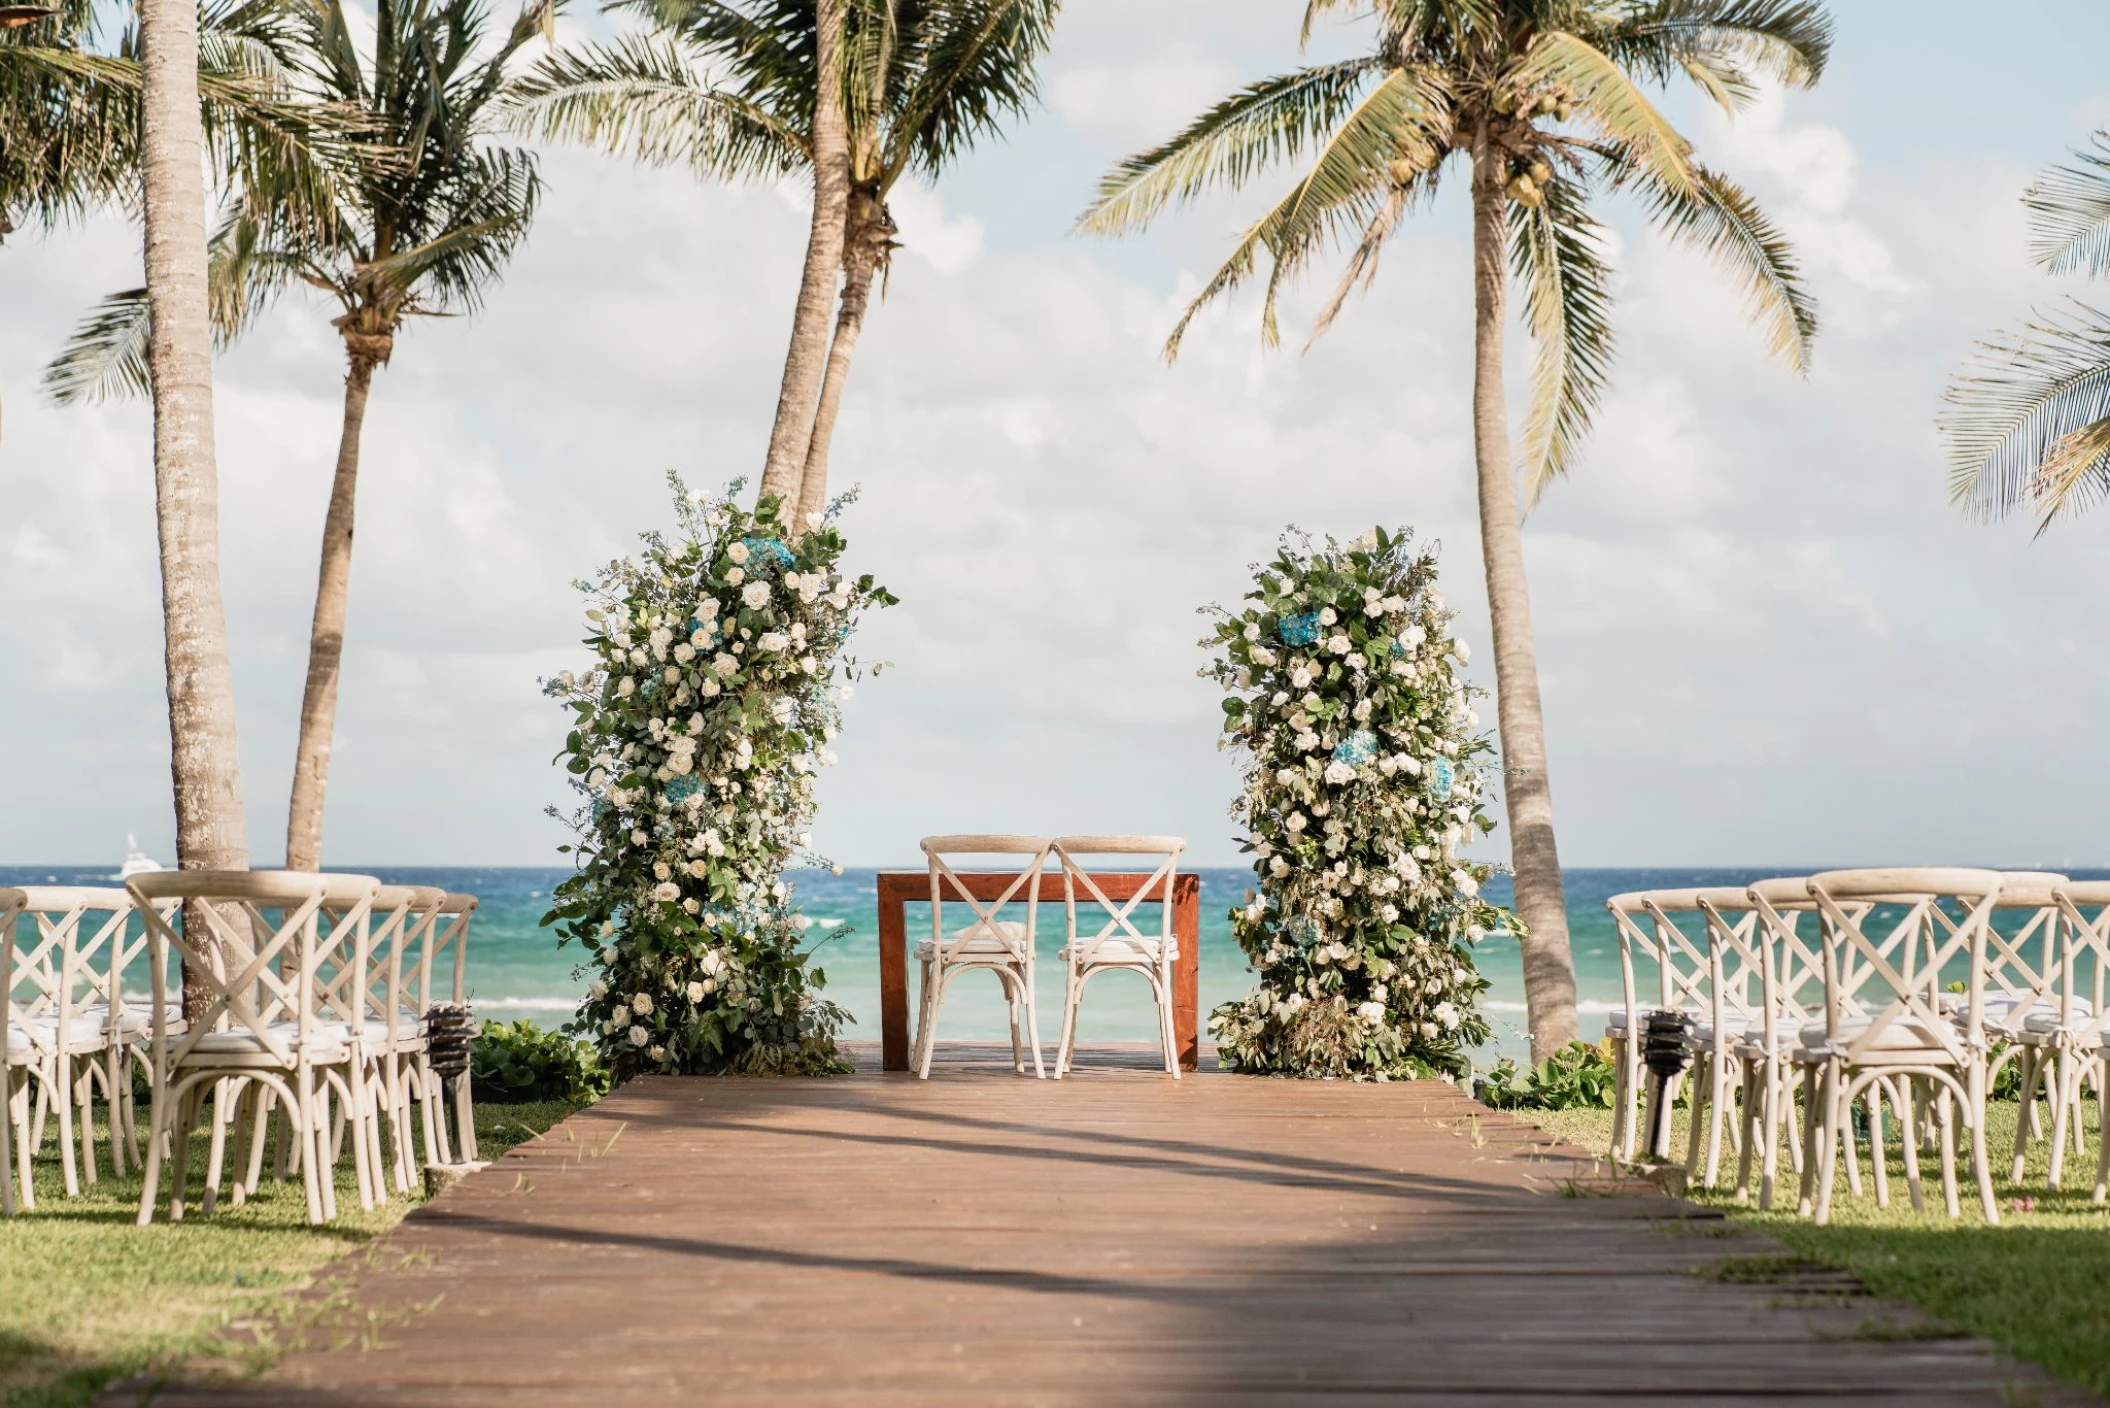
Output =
[
  {"x1": 1478, "y1": 1038, "x2": 1618, "y2": 1111},
  {"x1": 471, "y1": 1019, "x2": 610, "y2": 1104}
]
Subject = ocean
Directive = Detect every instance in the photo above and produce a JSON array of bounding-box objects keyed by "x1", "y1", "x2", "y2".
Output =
[{"x1": 9, "y1": 865, "x2": 2097, "y2": 1063}]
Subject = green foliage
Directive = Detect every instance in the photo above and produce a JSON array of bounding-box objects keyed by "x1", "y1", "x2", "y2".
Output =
[
  {"x1": 471, "y1": 1019, "x2": 610, "y2": 1104},
  {"x1": 543, "y1": 476, "x2": 894, "y2": 1080},
  {"x1": 1204, "y1": 526, "x2": 1506, "y2": 1081},
  {"x1": 1479, "y1": 1038, "x2": 1618, "y2": 1110},
  {"x1": 1943, "y1": 129, "x2": 2110, "y2": 532},
  {"x1": 1077, "y1": 0, "x2": 1827, "y2": 498}
]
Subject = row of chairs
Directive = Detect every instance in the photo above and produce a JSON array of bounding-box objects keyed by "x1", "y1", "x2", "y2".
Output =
[
  {"x1": 916, "y1": 835, "x2": 1185, "y2": 1080},
  {"x1": 1605, "y1": 868, "x2": 2110, "y2": 1226},
  {"x1": 1, "y1": 871, "x2": 480, "y2": 1225}
]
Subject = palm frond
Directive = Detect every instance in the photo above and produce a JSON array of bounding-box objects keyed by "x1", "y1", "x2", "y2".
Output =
[
  {"x1": 1607, "y1": 149, "x2": 1815, "y2": 370},
  {"x1": 1593, "y1": 0, "x2": 1831, "y2": 98},
  {"x1": 1941, "y1": 301, "x2": 2110, "y2": 525},
  {"x1": 40, "y1": 286, "x2": 152, "y2": 404},
  {"x1": 887, "y1": 0, "x2": 1056, "y2": 187},
  {"x1": 1515, "y1": 30, "x2": 1694, "y2": 197},
  {"x1": 1161, "y1": 65, "x2": 1450, "y2": 356},
  {"x1": 2024, "y1": 133, "x2": 2110, "y2": 277},
  {"x1": 499, "y1": 34, "x2": 807, "y2": 178},
  {"x1": 1511, "y1": 170, "x2": 1615, "y2": 506},
  {"x1": 1075, "y1": 57, "x2": 1387, "y2": 236},
  {"x1": 2024, "y1": 414, "x2": 2110, "y2": 532}
]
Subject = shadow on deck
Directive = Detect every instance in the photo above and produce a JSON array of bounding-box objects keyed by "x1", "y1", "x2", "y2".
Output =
[{"x1": 104, "y1": 1044, "x2": 2095, "y2": 1407}]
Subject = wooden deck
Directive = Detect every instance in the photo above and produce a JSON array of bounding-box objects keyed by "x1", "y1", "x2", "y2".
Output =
[{"x1": 114, "y1": 1045, "x2": 2093, "y2": 1406}]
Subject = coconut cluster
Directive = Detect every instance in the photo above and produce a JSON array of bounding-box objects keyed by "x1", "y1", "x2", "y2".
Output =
[{"x1": 1201, "y1": 527, "x2": 1509, "y2": 1080}]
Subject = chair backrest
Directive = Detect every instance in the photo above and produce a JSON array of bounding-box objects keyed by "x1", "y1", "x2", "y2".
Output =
[
  {"x1": 919, "y1": 835, "x2": 1050, "y2": 964},
  {"x1": 1804, "y1": 868, "x2": 2005, "y2": 1065},
  {"x1": 1050, "y1": 835, "x2": 1185, "y2": 966},
  {"x1": 1608, "y1": 889, "x2": 1721, "y2": 1029},
  {"x1": 1978, "y1": 871, "x2": 2075, "y2": 1029},
  {"x1": 127, "y1": 870, "x2": 380, "y2": 1068},
  {"x1": 2052, "y1": 881, "x2": 2110, "y2": 1038},
  {"x1": 0, "y1": 888, "x2": 26, "y2": 1064},
  {"x1": 425, "y1": 893, "x2": 478, "y2": 1008},
  {"x1": 1744, "y1": 877, "x2": 1827, "y2": 1047},
  {"x1": 323, "y1": 884, "x2": 447, "y2": 1039},
  {"x1": 6, "y1": 888, "x2": 128, "y2": 1031}
]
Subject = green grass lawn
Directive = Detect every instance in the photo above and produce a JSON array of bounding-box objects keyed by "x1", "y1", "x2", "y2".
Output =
[
  {"x1": 1518, "y1": 1099, "x2": 2110, "y2": 1397},
  {"x1": 0, "y1": 1098, "x2": 580, "y2": 1408}
]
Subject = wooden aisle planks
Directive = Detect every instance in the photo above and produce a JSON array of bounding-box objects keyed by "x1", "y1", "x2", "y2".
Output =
[{"x1": 113, "y1": 1043, "x2": 2095, "y2": 1406}]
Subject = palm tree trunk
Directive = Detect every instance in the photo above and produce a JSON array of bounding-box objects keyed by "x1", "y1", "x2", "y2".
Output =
[
  {"x1": 756, "y1": 0, "x2": 850, "y2": 511},
  {"x1": 285, "y1": 347, "x2": 380, "y2": 871},
  {"x1": 1470, "y1": 142, "x2": 1577, "y2": 1061},
  {"x1": 140, "y1": 0, "x2": 250, "y2": 1013},
  {"x1": 795, "y1": 191, "x2": 894, "y2": 527}
]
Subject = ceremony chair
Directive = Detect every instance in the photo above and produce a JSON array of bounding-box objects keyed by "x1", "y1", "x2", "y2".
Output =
[
  {"x1": 423, "y1": 893, "x2": 480, "y2": 1163},
  {"x1": 5, "y1": 888, "x2": 178, "y2": 1199},
  {"x1": 1796, "y1": 869, "x2": 2005, "y2": 1227},
  {"x1": 1051, "y1": 836, "x2": 1185, "y2": 1079},
  {"x1": 914, "y1": 836, "x2": 1049, "y2": 1079},
  {"x1": 1736, "y1": 878, "x2": 1827, "y2": 1209},
  {"x1": 2, "y1": 887, "x2": 26, "y2": 1215},
  {"x1": 1976, "y1": 873, "x2": 2090, "y2": 1189},
  {"x1": 2049, "y1": 882, "x2": 2110, "y2": 1203},
  {"x1": 130, "y1": 870, "x2": 380, "y2": 1227}
]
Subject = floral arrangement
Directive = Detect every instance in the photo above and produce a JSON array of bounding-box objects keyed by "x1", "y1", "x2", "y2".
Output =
[
  {"x1": 542, "y1": 475, "x2": 894, "y2": 1079},
  {"x1": 1202, "y1": 527, "x2": 1511, "y2": 1080}
]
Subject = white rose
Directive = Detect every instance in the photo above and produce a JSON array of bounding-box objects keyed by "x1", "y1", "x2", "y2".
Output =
[
  {"x1": 702, "y1": 679, "x2": 721, "y2": 697},
  {"x1": 653, "y1": 881, "x2": 681, "y2": 902},
  {"x1": 1327, "y1": 634, "x2": 1351, "y2": 655},
  {"x1": 1295, "y1": 730, "x2": 1320, "y2": 752},
  {"x1": 838, "y1": 684, "x2": 855, "y2": 702},
  {"x1": 726, "y1": 566, "x2": 745, "y2": 586},
  {"x1": 1451, "y1": 869, "x2": 1478, "y2": 897},
  {"x1": 632, "y1": 992, "x2": 654, "y2": 1015},
  {"x1": 1434, "y1": 1001, "x2": 1460, "y2": 1030},
  {"x1": 1269, "y1": 856, "x2": 1289, "y2": 876},
  {"x1": 727, "y1": 541, "x2": 750, "y2": 565},
  {"x1": 1243, "y1": 622, "x2": 1260, "y2": 641},
  {"x1": 1323, "y1": 760, "x2": 1357, "y2": 785},
  {"x1": 653, "y1": 861, "x2": 671, "y2": 880},
  {"x1": 649, "y1": 1045, "x2": 666, "y2": 1062},
  {"x1": 673, "y1": 643, "x2": 696, "y2": 663},
  {"x1": 629, "y1": 1025, "x2": 650, "y2": 1047},
  {"x1": 1398, "y1": 755, "x2": 1422, "y2": 776},
  {"x1": 1454, "y1": 640, "x2": 1470, "y2": 662},
  {"x1": 1319, "y1": 607, "x2": 1338, "y2": 626},
  {"x1": 611, "y1": 1004, "x2": 629, "y2": 1024},
  {"x1": 1250, "y1": 646, "x2": 1277, "y2": 666},
  {"x1": 1356, "y1": 1000, "x2": 1386, "y2": 1024},
  {"x1": 1290, "y1": 667, "x2": 1312, "y2": 689},
  {"x1": 616, "y1": 677, "x2": 636, "y2": 698},
  {"x1": 1286, "y1": 812, "x2": 1307, "y2": 833},
  {"x1": 1380, "y1": 904, "x2": 1400, "y2": 923},
  {"x1": 757, "y1": 631, "x2": 788, "y2": 653},
  {"x1": 713, "y1": 653, "x2": 739, "y2": 676},
  {"x1": 742, "y1": 582, "x2": 771, "y2": 609},
  {"x1": 588, "y1": 980, "x2": 608, "y2": 1000},
  {"x1": 687, "y1": 981, "x2": 706, "y2": 1003}
]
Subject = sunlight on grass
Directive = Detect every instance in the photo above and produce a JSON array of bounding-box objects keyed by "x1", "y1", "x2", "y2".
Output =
[
  {"x1": 1509, "y1": 1099, "x2": 2110, "y2": 1396},
  {"x1": 0, "y1": 1099, "x2": 578, "y2": 1408}
]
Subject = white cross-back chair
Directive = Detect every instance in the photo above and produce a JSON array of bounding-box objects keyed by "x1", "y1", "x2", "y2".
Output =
[
  {"x1": 1606, "y1": 890, "x2": 1732, "y2": 1164},
  {"x1": 1051, "y1": 836, "x2": 1185, "y2": 1080},
  {"x1": 1, "y1": 887, "x2": 27, "y2": 1215},
  {"x1": 3, "y1": 888, "x2": 180, "y2": 1202},
  {"x1": 914, "y1": 837, "x2": 1050, "y2": 1080},
  {"x1": 1971, "y1": 873, "x2": 2093, "y2": 1190},
  {"x1": 1797, "y1": 868, "x2": 2006, "y2": 1227},
  {"x1": 2049, "y1": 882, "x2": 2110, "y2": 1204},
  {"x1": 130, "y1": 870, "x2": 380, "y2": 1227},
  {"x1": 1736, "y1": 878, "x2": 1827, "y2": 1210}
]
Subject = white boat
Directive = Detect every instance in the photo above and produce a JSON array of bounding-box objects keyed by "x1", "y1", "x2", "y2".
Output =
[{"x1": 115, "y1": 836, "x2": 165, "y2": 881}]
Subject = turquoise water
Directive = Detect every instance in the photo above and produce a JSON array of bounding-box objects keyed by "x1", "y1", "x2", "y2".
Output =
[{"x1": 11, "y1": 865, "x2": 2098, "y2": 1062}]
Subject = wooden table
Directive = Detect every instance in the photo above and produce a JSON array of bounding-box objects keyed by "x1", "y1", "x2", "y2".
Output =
[{"x1": 874, "y1": 870, "x2": 1202, "y2": 1072}]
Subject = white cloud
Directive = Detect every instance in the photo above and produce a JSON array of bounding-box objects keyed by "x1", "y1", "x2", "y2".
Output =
[{"x1": 889, "y1": 183, "x2": 984, "y2": 276}]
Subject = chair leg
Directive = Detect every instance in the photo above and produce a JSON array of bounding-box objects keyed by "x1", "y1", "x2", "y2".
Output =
[
  {"x1": 1154, "y1": 967, "x2": 1179, "y2": 1079},
  {"x1": 168, "y1": 1084, "x2": 199, "y2": 1224},
  {"x1": 201, "y1": 1078, "x2": 232, "y2": 1216},
  {"x1": 917, "y1": 966, "x2": 953, "y2": 1081},
  {"x1": 911, "y1": 959, "x2": 939, "y2": 1081},
  {"x1": 1813, "y1": 1063, "x2": 1842, "y2": 1226},
  {"x1": 1702, "y1": 1057, "x2": 1730, "y2": 1188},
  {"x1": 1839, "y1": 1085, "x2": 1864, "y2": 1200},
  {"x1": 1, "y1": 1068, "x2": 17, "y2": 1216},
  {"x1": 1023, "y1": 959, "x2": 1045, "y2": 1080},
  {"x1": 1608, "y1": 1038, "x2": 1630, "y2": 1162},
  {"x1": 452, "y1": 1072, "x2": 478, "y2": 1163},
  {"x1": 76, "y1": 1065, "x2": 100, "y2": 1188},
  {"x1": 315, "y1": 1079, "x2": 340, "y2": 1223},
  {"x1": 2010, "y1": 1048, "x2": 2040, "y2": 1181},
  {"x1": 134, "y1": 1069, "x2": 167, "y2": 1227},
  {"x1": 2094, "y1": 1064, "x2": 2110, "y2": 1206},
  {"x1": 1683, "y1": 1056, "x2": 1709, "y2": 1181},
  {"x1": 1937, "y1": 1086, "x2": 1961, "y2": 1220},
  {"x1": 295, "y1": 1071, "x2": 324, "y2": 1226},
  {"x1": 1003, "y1": 971, "x2": 1025, "y2": 1076},
  {"x1": 1967, "y1": 1064, "x2": 2000, "y2": 1226},
  {"x1": 53, "y1": 1054, "x2": 80, "y2": 1198},
  {"x1": 1898, "y1": 1078, "x2": 1925, "y2": 1214},
  {"x1": 1796, "y1": 1064, "x2": 1820, "y2": 1217},
  {"x1": 2048, "y1": 1047, "x2": 2074, "y2": 1191},
  {"x1": 1054, "y1": 964, "x2": 1083, "y2": 1080},
  {"x1": 1866, "y1": 1084, "x2": 1889, "y2": 1209}
]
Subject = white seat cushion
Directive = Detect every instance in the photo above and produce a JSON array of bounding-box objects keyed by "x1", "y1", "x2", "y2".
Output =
[
  {"x1": 1798, "y1": 1017, "x2": 1952, "y2": 1055},
  {"x1": 5, "y1": 1026, "x2": 28, "y2": 1060},
  {"x1": 1981, "y1": 994, "x2": 2093, "y2": 1033},
  {"x1": 22, "y1": 1014, "x2": 112, "y2": 1050},
  {"x1": 918, "y1": 920, "x2": 1029, "y2": 961},
  {"x1": 1061, "y1": 937, "x2": 1177, "y2": 964},
  {"x1": 87, "y1": 1002, "x2": 187, "y2": 1035},
  {"x1": 185, "y1": 1024, "x2": 348, "y2": 1061}
]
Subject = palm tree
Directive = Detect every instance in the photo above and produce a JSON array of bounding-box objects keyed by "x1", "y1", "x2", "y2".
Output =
[
  {"x1": 49, "y1": 0, "x2": 550, "y2": 871},
  {"x1": 502, "y1": 0, "x2": 1056, "y2": 516},
  {"x1": 1943, "y1": 131, "x2": 2110, "y2": 532},
  {"x1": 1079, "y1": 0, "x2": 1828, "y2": 1059}
]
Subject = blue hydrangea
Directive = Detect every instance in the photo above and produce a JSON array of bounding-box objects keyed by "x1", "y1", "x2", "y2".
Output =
[
  {"x1": 1332, "y1": 729, "x2": 1378, "y2": 766},
  {"x1": 665, "y1": 775, "x2": 702, "y2": 804},
  {"x1": 1283, "y1": 914, "x2": 1318, "y2": 948},
  {"x1": 1277, "y1": 611, "x2": 1321, "y2": 647},
  {"x1": 742, "y1": 536, "x2": 796, "y2": 573},
  {"x1": 1428, "y1": 755, "x2": 1455, "y2": 801}
]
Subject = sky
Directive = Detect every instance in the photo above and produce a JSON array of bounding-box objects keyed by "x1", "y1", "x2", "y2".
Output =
[{"x1": 4, "y1": 0, "x2": 2110, "y2": 871}]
